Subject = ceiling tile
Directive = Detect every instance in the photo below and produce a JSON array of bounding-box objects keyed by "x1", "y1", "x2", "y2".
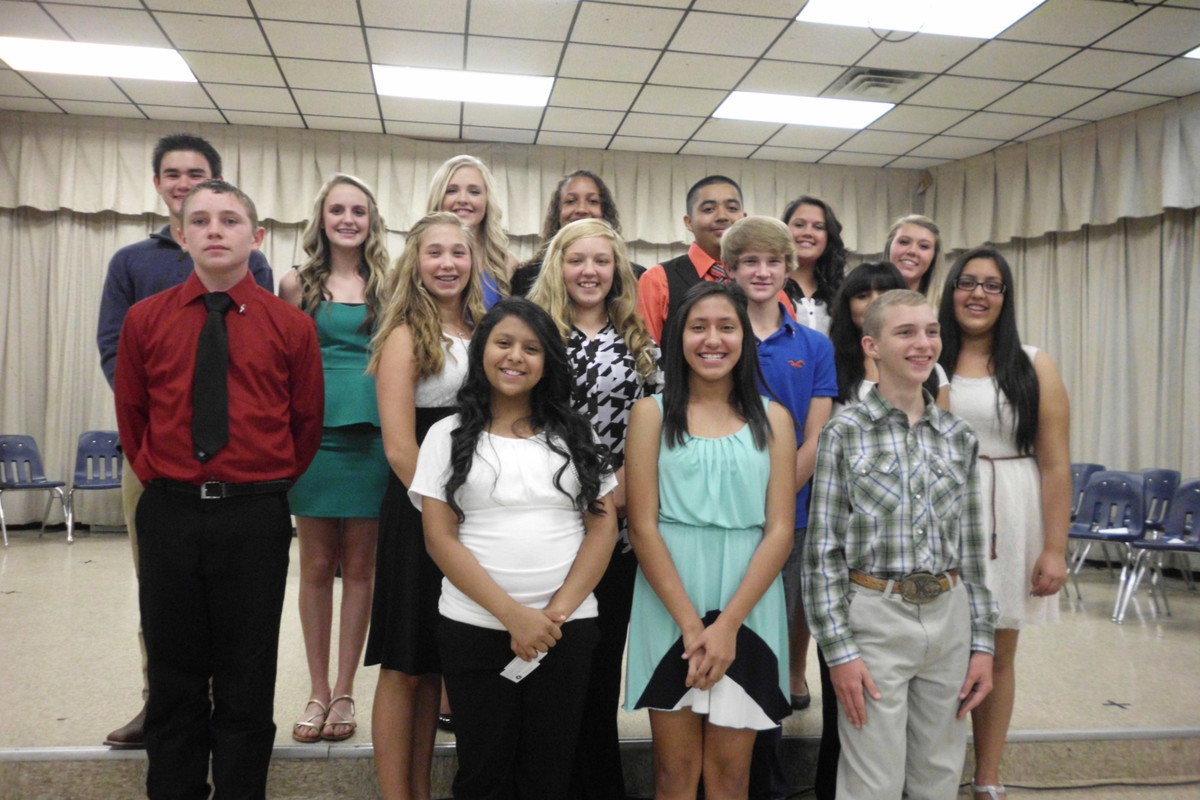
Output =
[
  {"x1": 943, "y1": 111, "x2": 1050, "y2": 140},
  {"x1": 693, "y1": 0, "x2": 803, "y2": 17},
  {"x1": 292, "y1": 89, "x2": 378, "y2": 118},
  {"x1": 737, "y1": 60, "x2": 846, "y2": 96},
  {"x1": 904, "y1": 75, "x2": 1022, "y2": 110},
  {"x1": 559, "y1": 43, "x2": 659, "y2": 82},
  {"x1": 820, "y1": 151, "x2": 894, "y2": 167},
  {"x1": 223, "y1": 110, "x2": 305, "y2": 128},
  {"x1": 462, "y1": 125, "x2": 536, "y2": 144},
  {"x1": 362, "y1": 0, "x2": 466, "y2": 32},
  {"x1": 0, "y1": 70, "x2": 41, "y2": 97},
  {"x1": 908, "y1": 135, "x2": 1006, "y2": 160},
  {"x1": 1120, "y1": 59, "x2": 1200, "y2": 97},
  {"x1": 632, "y1": 85, "x2": 725, "y2": 116},
  {"x1": 253, "y1": 0, "x2": 361, "y2": 25},
  {"x1": 0, "y1": 0, "x2": 69, "y2": 39},
  {"x1": 206, "y1": 83, "x2": 297, "y2": 113},
  {"x1": 856, "y1": 32, "x2": 981, "y2": 74},
  {"x1": 181, "y1": 52, "x2": 285, "y2": 86},
  {"x1": 466, "y1": 36, "x2": 562, "y2": 76},
  {"x1": 691, "y1": 119, "x2": 780, "y2": 145},
  {"x1": 571, "y1": 2, "x2": 685, "y2": 49},
  {"x1": 305, "y1": 115, "x2": 385, "y2": 133},
  {"x1": 1065, "y1": 90, "x2": 1172, "y2": 121},
  {"x1": 1095, "y1": 7, "x2": 1200, "y2": 55},
  {"x1": 43, "y1": 5, "x2": 169, "y2": 46},
  {"x1": 589, "y1": 0, "x2": 688, "y2": 7},
  {"x1": 23, "y1": 74, "x2": 127, "y2": 103},
  {"x1": 156, "y1": 13, "x2": 271, "y2": 55},
  {"x1": 141, "y1": 104, "x2": 227, "y2": 123},
  {"x1": 469, "y1": 0, "x2": 577, "y2": 40},
  {"x1": 766, "y1": 125, "x2": 856, "y2": 149},
  {"x1": 608, "y1": 135, "x2": 684, "y2": 154},
  {"x1": 0, "y1": 96, "x2": 63, "y2": 113},
  {"x1": 1015, "y1": 116, "x2": 1089, "y2": 141},
  {"x1": 114, "y1": 79, "x2": 214, "y2": 107},
  {"x1": 948, "y1": 40, "x2": 1078, "y2": 82},
  {"x1": 767, "y1": 21, "x2": 877, "y2": 66},
  {"x1": 839, "y1": 129, "x2": 931, "y2": 155},
  {"x1": 260, "y1": 20, "x2": 367, "y2": 61},
  {"x1": 998, "y1": 0, "x2": 1141, "y2": 46},
  {"x1": 650, "y1": 52, "x2": 755, "y2": 91},
  {"x1": 887, "y1": 155, "x2": 949, "y2": 170},
  {"x1": 384, "y1": 120, "x2": 461, "y2": 138},
  {"x1": 750, "y1": 146, "x2": 826, "y2": 162},
  {"x1": 277, "y1": 58, "x2": 375, "y2": 94},
  {"x1": 462, "y1": 102, "x2": 543, "y2": 128},
  {"x1": 669, "y1": 12, "x2": 788, "y2": 59},
  {"x1": 367, "y1": 29, "x2": 465, "y2": 69},
  {"x1": 541, "y1": 106, "x2": 625, "y2": 134},
  {"x1": 549, "y1": 78, "x2": 639, "y2": 111},
  {"x1": 45, "y1": 0, "x2": 141, "y2": 7},
  {"x1": 868, "y1": 105, "x2": 971, "y2": 134},
  {"x1": 379, "y1": 97, "x2": 461, "y2": 124},
  {"x1": 537, "y1": 130, "x2": 612, "y2": 149},
  {"x1": 987, "y1": 83, "x2": 1104, "y2": 116},
  {"x1": 147, "y1": 0, "x2": 251, "y2": 14},
  {"x1": 618, "y1": 112, "x2": 702, "y2": 139},
  {"x1": 1037, "y1": 49, "x2": 1170, "y2": 90},
  {"x1": 680, "y1": 141, "x2": 756, "y2": 158},
  {"x1": 57, "y1": 99, "x2": 145, "y2": 118}
]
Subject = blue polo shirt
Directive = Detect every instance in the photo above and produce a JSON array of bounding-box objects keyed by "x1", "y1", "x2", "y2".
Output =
[{"x1": 756, "y1": 305, "x2": 837, "y2": 529}]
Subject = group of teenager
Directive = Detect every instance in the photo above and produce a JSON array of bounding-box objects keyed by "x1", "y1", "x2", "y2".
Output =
[{"x1": 99, "y1": 132, "x2": 1071, "y2": 800}]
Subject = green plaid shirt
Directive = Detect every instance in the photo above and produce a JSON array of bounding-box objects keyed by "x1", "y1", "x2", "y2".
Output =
[{"x1": 804, "y1": 386, "x2": 996, "y2": 666}]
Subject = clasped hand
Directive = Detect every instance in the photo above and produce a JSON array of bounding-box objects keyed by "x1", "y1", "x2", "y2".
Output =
[
  {"x1": 504, "y1": 605, "x2": 565, "y2": 662},
  {"x1": 681, "y1": 617, "x2": 737, "y2": 691}
]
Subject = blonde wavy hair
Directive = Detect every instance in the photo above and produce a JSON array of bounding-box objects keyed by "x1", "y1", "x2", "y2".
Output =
[
  {"x1": 369, "y1": 212, "x2": 486, "y2": 380},
  {"x1": 528, "y1": 218, "x2": 657, "y2": 383},
  {"x1": 424, "y1": 154, "x2": 512, "y2": 296},
  {"x1": 296, "y1": 173, "x2": 391, "y2": 333}
]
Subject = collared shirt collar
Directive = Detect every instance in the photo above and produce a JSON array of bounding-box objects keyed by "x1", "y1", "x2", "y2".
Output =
[
  {"x1": 150, "y1": 224, "x2": 183, "y2": 250},
  {"x1": 176, "y1": 270, "x2": 260, "y2": 310},
  {"x1": 689, "y1": 241, "x2": 724, "y2": 280},
  {"x1": 758, "y1": 302, "x2": 800, "y2": 343},
  {"x1": 861, "y1": 383, "x2": 948, "y2": 433}
]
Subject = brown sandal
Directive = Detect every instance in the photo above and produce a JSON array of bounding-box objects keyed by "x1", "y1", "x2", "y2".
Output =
[
  {"x1": 321, "y1": 695, "x2": 357, "y2": 742},
  {"x1": 292, "y1": 699, "x2": 328, "y2": 743}
]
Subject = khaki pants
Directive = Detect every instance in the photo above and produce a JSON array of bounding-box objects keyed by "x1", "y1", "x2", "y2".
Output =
[
  {"x1": 836, "y1": 581, "x2": 971, "y2": 800},
  {"x1": 121, "y1": 467, "x2": 149, "y2": 702}
]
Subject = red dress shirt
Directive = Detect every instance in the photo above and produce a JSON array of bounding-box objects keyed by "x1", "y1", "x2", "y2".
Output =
[{"x1": 115, "y1": 271, "x2": 324, "y2": 485}]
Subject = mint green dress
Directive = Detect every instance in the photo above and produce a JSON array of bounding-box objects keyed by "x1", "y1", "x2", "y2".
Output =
[{"x1": 624, "y1": 396, "x2": 790, "y2": 729}]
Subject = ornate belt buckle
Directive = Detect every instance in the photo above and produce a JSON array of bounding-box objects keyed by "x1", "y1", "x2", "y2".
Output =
[{"x1": 898, "y1": 572, "x2": 943, "y2": 604}]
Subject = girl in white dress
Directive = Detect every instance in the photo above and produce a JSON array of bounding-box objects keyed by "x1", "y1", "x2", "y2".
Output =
[{"x1": 938, "y1": 247, "x2": 1071, "y2": 800}]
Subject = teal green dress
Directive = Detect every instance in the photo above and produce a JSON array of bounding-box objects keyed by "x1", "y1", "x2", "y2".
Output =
[
  {"x1": 624, "y1": 395, "x2": 790, "y2": 729},
  {"x1": 289, "y1": 302, "x2": 388, "y2": 517}
]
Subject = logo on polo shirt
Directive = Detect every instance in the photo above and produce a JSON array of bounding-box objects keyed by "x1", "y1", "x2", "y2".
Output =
[{"x1": 788, "y1": 359, "x2": 806, "y2": 369}]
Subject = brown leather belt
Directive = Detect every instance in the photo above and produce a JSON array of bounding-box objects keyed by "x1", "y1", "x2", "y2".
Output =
[{"x1": 850, "y1": 569, "x2": 959, "y2": 605}]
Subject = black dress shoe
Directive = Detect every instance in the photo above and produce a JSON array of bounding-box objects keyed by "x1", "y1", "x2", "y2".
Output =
[
  {"x1": 790, "y1": 692, "x2": 811, "y2": 711},
  {"x1": 104, "y1": 705, "x2": 147, "y2": 749},
  {"x1": 437, "y1": 713, "x2": 454, "y2": 733}
]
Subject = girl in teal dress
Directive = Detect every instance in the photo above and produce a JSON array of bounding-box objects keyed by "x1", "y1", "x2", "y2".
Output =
[
  {"x1": 280, "y1": 174, "x2": 391, "y2": 743},
  {"x1": 624, "y1": 282, "x2": 796, "y2": 799}
]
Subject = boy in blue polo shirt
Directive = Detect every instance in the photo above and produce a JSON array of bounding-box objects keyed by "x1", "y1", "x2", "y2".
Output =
[{"x1": 725, "y1": 215, "x2": 837, "y2": 797}]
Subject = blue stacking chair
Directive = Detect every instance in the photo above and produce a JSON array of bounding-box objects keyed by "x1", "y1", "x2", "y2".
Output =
[
  {"x1": 0, "y1": 435, "x2": 68, "y2": 547},
  {"x1": 1114, "y1": 479, "x2": 1200, "y2": 623},
  {"x1": 1070, "y1": 463, "x2": 1105, "y2": 520},
  {"x1": 1141, "y1": 468, "x2": 1181, "y2": 527},
  {"x1": 64, "y1": 431, "x2": 124, "y2": 544},
  {"x1": 1066, "y1": 471, "x2": 1145, "y2": 616}
]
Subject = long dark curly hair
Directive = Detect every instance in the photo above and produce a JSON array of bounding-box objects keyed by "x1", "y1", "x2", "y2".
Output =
[
  {"x1": 444, "y1": 297, "x2": 611, "y2": 522},
  {"x1": 780, "y1": 195, "x2": 847, "y2": 305}
]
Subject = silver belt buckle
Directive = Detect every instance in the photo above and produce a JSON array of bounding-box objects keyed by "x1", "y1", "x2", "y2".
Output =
[
  {"x1": 898, "y1": 572, "x2": 944, "y2": 604},
  {"x1": 199, "y1": 481, "x2": 226, "y2": 500}
]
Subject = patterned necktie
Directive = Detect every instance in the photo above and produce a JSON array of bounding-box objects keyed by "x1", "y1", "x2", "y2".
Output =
[
  {"x1": 709, "y1": 262, "x2": 731, "y2": 283},
  {"x1": 193, "y1": 292, "x2": 234, "y2": 463}
]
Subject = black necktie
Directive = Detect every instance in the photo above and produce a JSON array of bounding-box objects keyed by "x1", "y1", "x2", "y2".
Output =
[{"x1": 193, "y1": 292, "x2": 234, "y2": 463}]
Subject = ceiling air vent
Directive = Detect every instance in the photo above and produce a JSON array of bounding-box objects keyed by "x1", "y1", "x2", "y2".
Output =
[{"x1": 825, "y1": 68, "x2": 932, "y2": 103}]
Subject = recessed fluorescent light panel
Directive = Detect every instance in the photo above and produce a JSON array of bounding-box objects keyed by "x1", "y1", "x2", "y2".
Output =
[
  {"x1": 797, "y1": 0, "x2": 1047, "y2": 39},
  {"x1": 1186, "y1": 45, "x2": 1200, "y2": 59},
  {"x1": 714, "y1": 91, "x2": 893, "y2": 130},
  {"x1": 0, "y1": 36, "x2": 195, "y2": 82},
  {"x1": 373, "y1": 65, "x2": 553, "y2": 107}
]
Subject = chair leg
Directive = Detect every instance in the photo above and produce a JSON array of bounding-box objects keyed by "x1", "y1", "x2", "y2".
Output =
[
  {"x1": 1113, "y1": 549, "x2": 1145, "y2": 623},
  {"x1": 64, "y1": 489, "x2": 75, "y2": 544},
  {"x1": 0, "y1": 490, "x2": 7, "y2": 547},
  {"x1": 38, "y1": 493, "x2": 55, "y2": 539},
  {"x1": 1153, "y1": 556, "x2": 1172, "y2": 617}
]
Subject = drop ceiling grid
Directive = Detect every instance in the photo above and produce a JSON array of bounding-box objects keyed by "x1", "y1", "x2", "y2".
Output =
[{"x1": 0, "y1": 0, "x2": 1194, "y2": 165}]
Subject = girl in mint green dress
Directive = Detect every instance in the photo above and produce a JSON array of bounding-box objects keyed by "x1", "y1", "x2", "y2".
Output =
[{"x1": 624, "y1": 282, "x2": 795, "y2": 797}]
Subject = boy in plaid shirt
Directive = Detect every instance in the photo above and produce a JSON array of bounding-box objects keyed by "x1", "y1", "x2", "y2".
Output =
[{"x1": 804, "y1": 290, "x2": 996, "y2": 800}]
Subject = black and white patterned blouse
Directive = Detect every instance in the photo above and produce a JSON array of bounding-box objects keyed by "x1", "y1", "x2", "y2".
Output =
[{"x1": 567, "y1": 323, "x2": 659, "y2": 470}]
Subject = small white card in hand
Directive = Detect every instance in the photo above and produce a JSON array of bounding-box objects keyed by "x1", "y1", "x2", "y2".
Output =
[{"x1": 500, "y1": 651, "x2": 546, "y2": 683}]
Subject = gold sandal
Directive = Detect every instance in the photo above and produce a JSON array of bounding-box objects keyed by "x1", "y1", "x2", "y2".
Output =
[
  {"x1": 292, "y1": 699, "x2": 328, "y2": 743},
  {"x1": 321, "y1": 695, "x2": 357, "y2": 742}
]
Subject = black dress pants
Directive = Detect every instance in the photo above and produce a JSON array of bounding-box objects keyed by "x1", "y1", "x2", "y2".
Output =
[
  {"x1": 136, "y1": 483, "x2": 292, "y2": 800},
  {"x1": 439, "y1": 616, "x2": 599, "y2": 800},
  {"x1": 814, "y1": 648, "x2": 839, "y2": 800}
]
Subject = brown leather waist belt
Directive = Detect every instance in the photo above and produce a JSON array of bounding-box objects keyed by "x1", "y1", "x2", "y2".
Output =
[{"x1": 850, "y1": 569, "x2": 959, "y2": 605}]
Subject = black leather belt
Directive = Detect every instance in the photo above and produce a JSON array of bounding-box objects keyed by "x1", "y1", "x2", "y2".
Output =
[{"x1": 153, "y1": 478, "x2": 292, "y2": 500}]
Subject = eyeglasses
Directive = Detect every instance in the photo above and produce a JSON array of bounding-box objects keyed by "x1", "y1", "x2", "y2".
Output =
[{"x1": 954, "y1": 277, "x2": 1006, "y2": 295}]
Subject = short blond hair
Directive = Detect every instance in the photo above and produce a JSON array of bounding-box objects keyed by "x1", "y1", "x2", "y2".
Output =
[
  {"x1": 862, "y1": 289, "x2": 929, "y2": 339},
  {"x1": 721, "y1": 215, "x2": 796, "y2": 271}
]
